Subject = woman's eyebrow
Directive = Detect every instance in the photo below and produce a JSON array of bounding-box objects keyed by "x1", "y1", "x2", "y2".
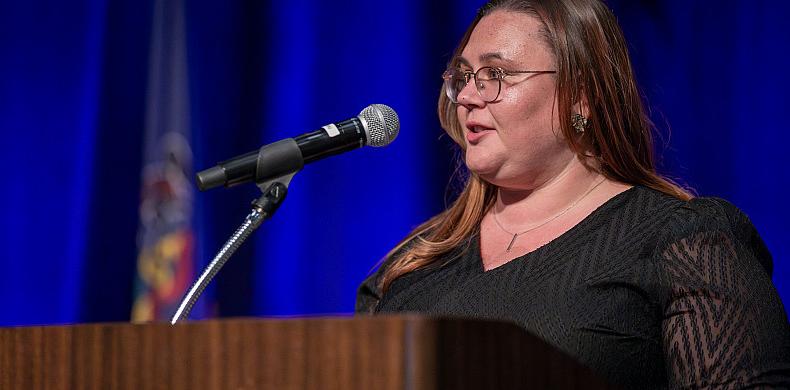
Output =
[
  {"x1": 479, "y1": 52, "x2": 518, "y2": 67},
  {"x1": 455, "y1": 53, "x2": 517, "y2": 68}
]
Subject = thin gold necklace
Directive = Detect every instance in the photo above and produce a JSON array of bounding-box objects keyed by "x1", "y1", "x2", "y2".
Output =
[{"x1": 492, "y1": 178, "x2": 606, "y2": 252}]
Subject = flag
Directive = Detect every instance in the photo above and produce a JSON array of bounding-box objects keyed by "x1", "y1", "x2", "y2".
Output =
[{"x1": 131, "y1": 0, "x2": 196, "y2": 322}]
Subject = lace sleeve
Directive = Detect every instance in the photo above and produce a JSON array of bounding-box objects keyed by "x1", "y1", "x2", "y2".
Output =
[{"x1": 656, "y1": 198, "x2": 790, "y2": 388}]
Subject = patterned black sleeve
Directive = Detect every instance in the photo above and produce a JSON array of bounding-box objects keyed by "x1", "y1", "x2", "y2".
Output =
[
  {"x1": 355, "y1": 267, "x2": 382, "y2": 314},
  {"x1": 655, "y1": 198, "x2": 790, "y2": 388},
  {"x1": 354, "y1": 237, "x2": 418, "y2": 314}
]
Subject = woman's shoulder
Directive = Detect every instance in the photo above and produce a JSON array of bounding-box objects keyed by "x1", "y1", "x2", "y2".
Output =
[
  {"x1": 627, "y1": 185, "x2": 757, "y2": 230},
  {"x1": 632, "y1": 186, "x2": 773, "y2": 275},
  {"x1": 354, "y1": 233, "x2": 430, "y2": 313},
  {"x1": 354, "y1": 237, "x2": 413, "y2": 314},
  {"x1": 670, "y1": 192, "x2": 754, "y2": 231},
  {"x1": 608, "y1": 186, "x2": 771, "y2": 272}
]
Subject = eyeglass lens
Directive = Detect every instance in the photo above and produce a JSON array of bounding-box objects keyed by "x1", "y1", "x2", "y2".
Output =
[{"x1": 444, "y1": 67, "x2": 502, "y2": 103}]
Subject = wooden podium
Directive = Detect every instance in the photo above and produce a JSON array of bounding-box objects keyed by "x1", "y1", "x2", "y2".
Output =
[{"x1": 0, "y1": 315, "x2": 613, "y2": 389}]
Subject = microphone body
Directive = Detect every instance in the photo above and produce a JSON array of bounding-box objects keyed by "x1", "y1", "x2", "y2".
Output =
[
  {"x1": 196, "y1": 104, "x2": 398, "y2": 191},
  {"x1": 296, "y1": 117, "x2": 366, "y2": 164}
]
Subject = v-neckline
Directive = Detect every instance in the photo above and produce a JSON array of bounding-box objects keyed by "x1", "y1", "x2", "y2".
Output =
[{"x1": 475, "y1": 185, "x2": 639, "y2": 274}]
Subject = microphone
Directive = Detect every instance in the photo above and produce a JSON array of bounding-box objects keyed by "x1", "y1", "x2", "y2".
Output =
[{"x1": 196, "y1": 104, "x2": 399, "y2": 191}]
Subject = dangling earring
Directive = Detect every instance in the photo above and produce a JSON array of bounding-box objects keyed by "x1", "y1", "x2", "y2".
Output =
[{"x1": 571, "y1": 113, "x2": 589, "y2": 133}]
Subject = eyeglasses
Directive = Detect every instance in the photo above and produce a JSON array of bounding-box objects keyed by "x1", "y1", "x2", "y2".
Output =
[{"x1": 442, "y1": 66, "x2": 557, "y2": 103}]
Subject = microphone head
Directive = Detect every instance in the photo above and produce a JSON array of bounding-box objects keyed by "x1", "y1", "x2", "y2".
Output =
[{"x1": 359, "y1": 104, "x2": 399, "y2": 147}]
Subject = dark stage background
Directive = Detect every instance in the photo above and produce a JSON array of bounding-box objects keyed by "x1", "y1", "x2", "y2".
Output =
[{"x1": 1, "y1": 0, "x2": 788, "y2": 325}]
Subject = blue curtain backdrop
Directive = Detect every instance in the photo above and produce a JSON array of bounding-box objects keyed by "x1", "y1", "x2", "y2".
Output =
[{"x1": 0, "y1": 0, "x2": 788, "y2": 325}]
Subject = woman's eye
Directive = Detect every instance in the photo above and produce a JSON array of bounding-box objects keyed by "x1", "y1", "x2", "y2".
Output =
[{"x1": 484, "y1": 68, "x2": 501, "y2": 80}]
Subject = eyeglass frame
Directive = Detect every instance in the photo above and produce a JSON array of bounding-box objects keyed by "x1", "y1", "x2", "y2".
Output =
[{"x1": 442, "y1": 66, "x2": 557, "y2": 103}]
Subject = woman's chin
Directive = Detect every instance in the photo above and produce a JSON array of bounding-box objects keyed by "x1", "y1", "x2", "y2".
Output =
[{"x1": 464, "y1": 159, "x2": 500, "y2": 180}]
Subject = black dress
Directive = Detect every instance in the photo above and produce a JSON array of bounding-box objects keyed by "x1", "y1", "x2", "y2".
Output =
[{"x1": 356, "y1": 186, "x2": 790, "y2": 389}]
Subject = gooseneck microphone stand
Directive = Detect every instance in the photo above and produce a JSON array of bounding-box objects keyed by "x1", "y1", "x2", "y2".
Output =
[
  {"x1": 170, "y1": 178, "x2": 291, "y2": 324},
  {"x1": 171, "y1": 138, "x2": 305, "y2": 324}
]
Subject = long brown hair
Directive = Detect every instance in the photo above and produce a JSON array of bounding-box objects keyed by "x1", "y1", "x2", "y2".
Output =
[{"x1": 377, "y1": 0, "x2": 691, "y2": 295}]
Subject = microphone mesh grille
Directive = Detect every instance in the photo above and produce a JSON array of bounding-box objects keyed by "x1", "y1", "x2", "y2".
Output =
[{"x1": 359, "y1": 104, "x2": 399, "y2": 147}]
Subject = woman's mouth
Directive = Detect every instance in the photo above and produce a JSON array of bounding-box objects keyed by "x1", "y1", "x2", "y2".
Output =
[{"x1": 466, "y1": 126, "x2": 495, "y2": 143}]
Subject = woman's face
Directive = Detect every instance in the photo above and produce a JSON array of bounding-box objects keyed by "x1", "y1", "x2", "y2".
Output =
[{"x1": 457, "y1": 10, "x2": 576, "y2": 190}]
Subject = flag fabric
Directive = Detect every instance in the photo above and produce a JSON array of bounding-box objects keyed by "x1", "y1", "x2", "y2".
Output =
[{"x1": 131, "y1": 0, "x2": 196, "y2": 322}]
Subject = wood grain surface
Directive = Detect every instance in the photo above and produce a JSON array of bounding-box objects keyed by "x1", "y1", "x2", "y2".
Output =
[{"x1": 0, "y1": 316, "x2": 613, "y2": 390}]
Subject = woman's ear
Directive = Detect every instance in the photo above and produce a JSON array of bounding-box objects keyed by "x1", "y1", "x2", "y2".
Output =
[
  {"x1": 571, "y1": 90, "x2": 591, "y2": 134},
  {"x1": 572, "y1": 88, "x2": 590, "y2": 119}
]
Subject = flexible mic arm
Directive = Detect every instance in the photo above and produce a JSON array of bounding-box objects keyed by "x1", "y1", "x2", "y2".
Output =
[{"x1": 170, "y1": 175, "x2": 292, "y2": 324}]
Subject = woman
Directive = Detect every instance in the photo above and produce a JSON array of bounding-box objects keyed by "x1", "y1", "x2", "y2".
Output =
[{"x1": 356, "y1": 0, "x2": 790, "y2": 388}]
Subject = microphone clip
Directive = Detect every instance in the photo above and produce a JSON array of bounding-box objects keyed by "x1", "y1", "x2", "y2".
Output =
[{"x1": 252, "y1": 174, "x2": 293, "y2": 217}]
